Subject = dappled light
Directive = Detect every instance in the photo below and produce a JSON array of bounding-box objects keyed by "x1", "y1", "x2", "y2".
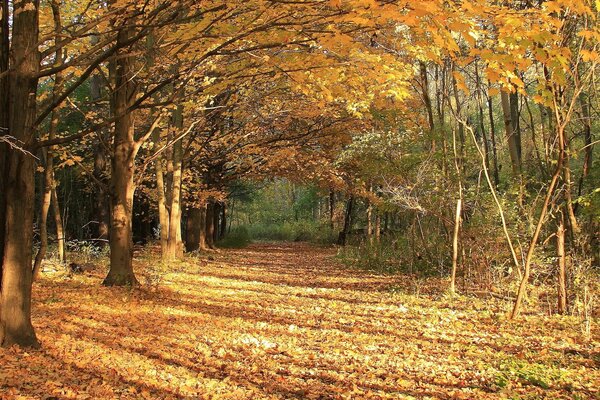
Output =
[{"x1": 1, "y1": 244, "x2": 597, "y2": 399}]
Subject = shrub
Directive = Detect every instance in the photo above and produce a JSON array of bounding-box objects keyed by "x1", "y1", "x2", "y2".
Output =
[{"x1": 218, "y1": 227, "x2": 252, "y2": 248}]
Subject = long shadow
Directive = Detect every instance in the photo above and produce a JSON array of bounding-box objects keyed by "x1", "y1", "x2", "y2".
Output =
[{"x1": 61, "y1": 312, "x2": 470, "y2": 399}]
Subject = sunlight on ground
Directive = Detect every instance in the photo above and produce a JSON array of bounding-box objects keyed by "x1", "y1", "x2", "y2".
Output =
[{"x1": 1, "y1": 243, "x2": 598, "y2": 399}]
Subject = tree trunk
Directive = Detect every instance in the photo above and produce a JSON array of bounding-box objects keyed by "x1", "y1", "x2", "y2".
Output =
[
  {"x1": 337, "y1": 196, "x2": 354, "y2": 246},
  {"x1": 501, "y1": 91, "x2": 522, "y2": 177},
  {"x1": 186, "y1": 207, "x2": 202, "y2": 252},
  {"x1": 0, "y1": 0, "x2": 10, "y2": 283},
  {"x1": 557, "y1": 212, "x2": 567, "y2": 314},
  {"x1": 104, "y1": 24, "x2": 138, "y2": 287},
  {"x1": 0, "y1": 0, "x2": 41, "y2": 348},
  {"x1": 220, "y1": 204, "x2": 227, "y2": 240},
  {"x1": 367, "y1": 192, "x2": 373, "y2": 245},
  {"x1": 486, "y1": 88, "x2": 500, "y2": 187},
  {"x1": 450, "y1": 197, "x2": 462, "y2": 294},
  {"x1": 185, "y1": 204, "x2": 209, "y2": 252},
  {"x1": 213, "y1": 202, "x2": 220, "y2": 244},
  {"x1": 51, "y1": 187, "x2": 66, "y2": 263},
  {"x1": 419, "y1": 61, "x2": 436, "y2": 152},
  {"x1": 511, "y1": 126, "x2": 565, "y2": 319},
  {"x1": 91, "y1": 35, "x2": 110, "y2": 248},
  {"x1": 33, "y1": 0, "x2": 63, "y2": 279},
  {"x1": 165, "y1": 138, "x2": 184, "y2": 260},
  {"x1": 33, "y1": 152, "x2": 53, "y2": 280},
  {"x1": 329, "y1": 190, "x2": 335, "y2": 231},
  {"x1": 205, "y1": 201, "x2": 215, "y2": 249}
]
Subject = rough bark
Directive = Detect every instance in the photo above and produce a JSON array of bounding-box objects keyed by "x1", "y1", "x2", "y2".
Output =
[
  {"x1": 104, "y1": 23, "x2": 138, "y2": 287},
  {"x1": 185, "y1": 207, "x2": 206, "y2": 252},
  {"x1": 0, "y1": 0, "x2": 41, "y2": 348},
  {"x1": 0, "y1": 0, "x2": 10, "y2": 283}
]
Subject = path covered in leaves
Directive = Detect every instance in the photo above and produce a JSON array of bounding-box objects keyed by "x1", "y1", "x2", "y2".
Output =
[{"x1": 1, "y1": 243, "x2": 598, "y2": 399}]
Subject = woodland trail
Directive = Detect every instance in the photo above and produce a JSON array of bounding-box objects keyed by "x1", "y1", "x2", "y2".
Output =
[{"x1": 1, "y1": 243, "x2": 598, "y2": 399}]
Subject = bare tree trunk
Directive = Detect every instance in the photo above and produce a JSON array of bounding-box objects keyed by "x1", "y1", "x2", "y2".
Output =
[
  {"x1": 213, "y1": 202, "x2": 220, "y2": 244},
  {"x1": 367, "y1": 187, "x2": 373, "y2": 245},
  {"x1": 51, "y1": 187, "x2": 66, "y2": 263},
  {"x1": 185, "y1": 202, "x2": 210, "y2": 252},
  {"x1": 205, "y1": 201, "x2": 215, "y2": 249},
  {"x1": 0, "y1": 0, "x2": 10, "y2": 284},
  {"x1": 104, "y1": 24, "x2": 138, "y2": 287},
  {"x1": 154, "y1": 142, "x2": 169, "y2": 254},
  {"x1": 577, "y1": 90, "x2": 593, "y2": 200},
  {"x1": 329, "y1": 190, "x2": 335, "y2": 231},
  {"x1": 0, "y1": 0, "x2": 41, "y2": 348},
  {"x1": 90, "y1": 35, "x2": 110, "y2": 248},
  {"x1": 486, "y1": 88, "x2": 500, "y2": 187},
  {"x1": 165, "y1": 138, "x2": 183, "y2": 259},
  {"x1": 557, "y1": 211, "x2": 567, "y2": 314},
  {"x1": 33, "y1": 0, "x2": 63, "y2": 279},
  {"x1": 501, "y1": 91, "x2": 522, "y2": 177},
  {"x1": 220, "y1": 204, "x2": 227, "y2": 240},
  {"x1": 475, "y1": 64, "x2": 491, "y2": 175},
  {"x1": 33, "y1": 152, "x2": 53, "y2": 280},
  {"x1": 511, "y1": 126, "x2": 565, "y2": 319},
  {"x1": 337, "y1": 196, "x2": 353, "y2": 246},
  {"x1": 450, "y1": 197, "x2": 462, "y2": 294}
]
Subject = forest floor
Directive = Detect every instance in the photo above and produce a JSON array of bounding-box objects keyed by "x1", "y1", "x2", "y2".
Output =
[{"x1": 0, "y1": 242, "x2": 598, "y2": 399}]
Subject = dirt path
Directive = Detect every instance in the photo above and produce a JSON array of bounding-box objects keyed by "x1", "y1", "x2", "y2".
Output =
[{"x1": 1, "y1": 243, "x2": 598, "y2": 399}]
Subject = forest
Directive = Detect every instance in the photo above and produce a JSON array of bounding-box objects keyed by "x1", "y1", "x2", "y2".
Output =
[{"x1": 0, "y1": 0, "x2": 598, "y2": 398}]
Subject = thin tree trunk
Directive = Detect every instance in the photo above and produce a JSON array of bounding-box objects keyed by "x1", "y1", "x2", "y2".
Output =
[
  {"x1": 450, "y1": 196, "x2": 462, "y2": 294},
  {"x1": 329, "y1": 190, "x2": 335, "y2": 231},
  {"x1": 33, "y1": 152, "x2": 53, "y2": 280},
  {"x1": 153, "y1": 130, "x2": 169, "y2": 255},
  {"x1": 90, "y1": 34, "x2": 110, "y2": 247},
  {"x1": 337, "y1": 196, "x2": 354, "y2": 246},
  {"x1": 51, "y1": 187, "x2": 66, "y2": 263},
  {"x1": 205, "y1": 201, "x2": 215, "y2": 249},
  {"x1": 486, "y1": 89, "x2": 500, "y2": 187},
  {"x1": 577, "y1": 90, "x2": 593, "y2": 200},
  {"x1": 511, "y1": 126, "x2": 565, "y2": 319},
  {"x1": 220, "y1": 204, "x2": 227, "y2": 240},
  {"x1": 557, "y1": 211, "x2": 567, "y2": 314},
  {"x1": 33, "y1": 0, "x2": 63, "y2": 279},
  {"x1": 501, "y1": 91, "x2": 522, "y2": 177},
  {"x1": 165, "y1": 137, "x2": 183, "y2": 259}
]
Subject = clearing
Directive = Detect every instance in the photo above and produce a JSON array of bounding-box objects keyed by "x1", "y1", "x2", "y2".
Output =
[{"x1": 1, "y1": 243, "x2": 598, "y2": 399}]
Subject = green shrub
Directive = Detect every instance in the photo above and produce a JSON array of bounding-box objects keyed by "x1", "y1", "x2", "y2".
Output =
[
  {"x1": 241, "y1": 221, "x2": 336, "y2": 245},
  {"x1": 337, "y1": 236, "x2": 443, "y2": 276},
  {"x1": 218, "y1": 227, "x2": 252, "y2": 248}
]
